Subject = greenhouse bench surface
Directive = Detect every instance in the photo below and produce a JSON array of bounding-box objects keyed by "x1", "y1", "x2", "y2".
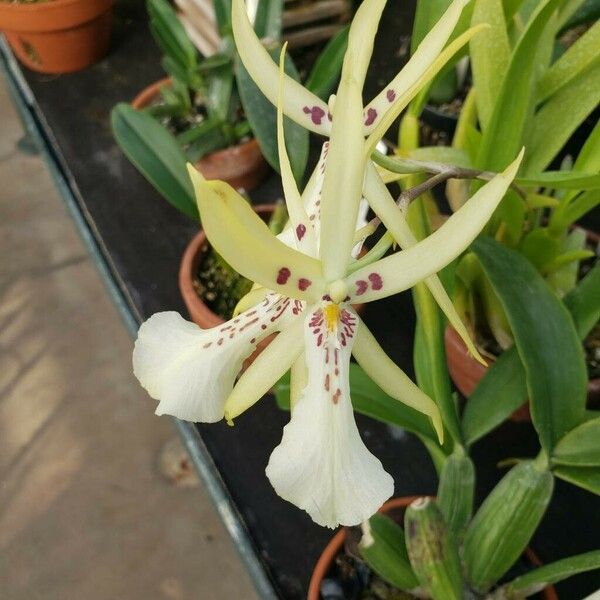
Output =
[{"x1": 1, "y1": 1, "x2": 598, "y2": 598}]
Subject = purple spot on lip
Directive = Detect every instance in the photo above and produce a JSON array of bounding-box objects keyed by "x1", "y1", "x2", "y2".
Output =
[
  {"x1": 303, "y1": 105, "x2": 326, "y2": 125},
  {"x1": 296, "y1": 223, "x2": 306, "y2": 241},
  {"x1": 364, "y1": 108, "x2": 377, "y2": 126},
  {"x1": 386, "y1": 89, "x2": 396, "y2": 102}
]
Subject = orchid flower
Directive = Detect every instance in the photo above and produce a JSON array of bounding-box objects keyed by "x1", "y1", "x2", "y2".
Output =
[{"x1": 133, "y1": 0, "x2": 523, "y2": 528}]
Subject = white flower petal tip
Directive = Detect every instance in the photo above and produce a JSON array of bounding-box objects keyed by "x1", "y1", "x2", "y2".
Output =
[
  {"x1": 133, "y1": 296, "x2": 301, "y2": 423},
  {"x1": 266, "y1": 305, "x2": 393, "y2": 528}
]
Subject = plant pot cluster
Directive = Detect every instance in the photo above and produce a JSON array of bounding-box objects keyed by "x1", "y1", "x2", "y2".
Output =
[
  {"x1": 0, "y1": 0, "x2": 113, "y2": 74},
  {"x1": 131, "y1": 79, "x2": 269, "y2": 192}
]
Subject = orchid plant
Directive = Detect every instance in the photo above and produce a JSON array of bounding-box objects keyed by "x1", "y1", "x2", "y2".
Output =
[{"x1": 132, "y1": 0, "x2": 524, "y2": 528}]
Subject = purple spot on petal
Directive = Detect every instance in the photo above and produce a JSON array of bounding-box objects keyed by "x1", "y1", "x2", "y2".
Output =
[
  {"x1": 386, "y1": 89, "x2": 396, "y2": 102},
  {"x1": 303, "y1": 105, "x2": 326, "y2": 125},
  {"x1": 298, "y1": 278, "x2": 312, "y2": 291},
  {"x1": 368, "y1": 272, "x2": 383, "y2": 290},
  {"x1": 364, "y1": 108, "x2": 377, "y2": 126},
  {"x1": 296, "y1": 223, "x2": 306, "y2": 241},
  {"x1": 277, "y1": 267, "x2": 291, "y2": 285},
  {"x1": 356, "y1": 280, "x2": 368, "y2": 296}
]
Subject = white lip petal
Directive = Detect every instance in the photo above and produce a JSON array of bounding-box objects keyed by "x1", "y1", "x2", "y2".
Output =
[
  {"x1": 266, "y1": 305, "x2": 393, "y2": 528},
  {"x1": 133, "y1": 295, "x2": 299, "y2": 422}
]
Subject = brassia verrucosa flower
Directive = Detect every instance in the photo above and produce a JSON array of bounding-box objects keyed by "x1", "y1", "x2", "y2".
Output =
[{"x1": 133, "y1": 0, "x2": 523, "y2": 528}]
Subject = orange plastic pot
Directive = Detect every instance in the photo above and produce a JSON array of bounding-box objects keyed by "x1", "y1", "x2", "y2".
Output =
[
  {"x1": 308, "y1": 496, "x2": 558, "y2": 600},
  {"x1": 132, "y1": 78, "x2": 269, "y2": 191},
  {"x1": 0, "y1": 0, "x2": 113, "y2": 74}
]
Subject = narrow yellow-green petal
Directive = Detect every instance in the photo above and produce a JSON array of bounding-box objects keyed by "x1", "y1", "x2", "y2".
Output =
[
  {"x1": 363, "y1": 0, "x2": 470, "y2": 135},
  {"x1": 232, "y1": 0, "x2": 330, "y2": 135},
  {"x1": 277, "y1": 45, "x2": 316, "y2": 254},
  {"x1": 188, "y1": 165, "x2": 325, "y2": 301},
  {"x1": 224, "y1": 316, "x2": 304, "y2": 421},
  {"x1": 347, "y1": 150, "x2": 524, "y2": 302},
  {"x1": 353, "y1": 320, "x2": 443, "y2": 443},
  {"x1": 363, "y1": 163, "x2": 485, "y2": 364},
  {"x1": 319, "y1": 0, "x2": 386, "y2": 279},
  {"x1": 365, "y1": 24, "x2": 488, "y2": 153}
]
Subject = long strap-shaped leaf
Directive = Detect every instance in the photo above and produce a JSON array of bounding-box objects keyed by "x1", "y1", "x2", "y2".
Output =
[
  {"x1": 494, "y1": 550, "x2": 600, "y2": 598},
  {"x1": 471, "y1": 236, "x2": 588, "y2": 453},
  {"x1": 462, "y1": 262, "x2": 600, "y2": 445},
  {"x1": 476, "y1": 0, "x2": 562, "y2": 171}
]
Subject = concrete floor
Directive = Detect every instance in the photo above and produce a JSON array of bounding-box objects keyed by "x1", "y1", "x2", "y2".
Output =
[{"x1": 0, "y1": 74, "x2": 258, "y2": 600}]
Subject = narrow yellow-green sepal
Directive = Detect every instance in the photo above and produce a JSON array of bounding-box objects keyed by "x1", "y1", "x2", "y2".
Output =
[
  {"x1": 353, "y1": 320, "x2": 444, "y2": 443},
  {"x1": 277, "y1": 44, "x2": 316, "y2": 254},
  {"x1": 347, "y1": 150, "x2": 524, "y2": 304},
  {"x1": 365, "y1": 23, "x2": 489, "y2": 153},
  {"x1": 232, "y1": 0, "x2": 330, "y2": 135},
  {"x1": 363, "y1": 0, "x2": 471, "y2": 136},
  {"x1": 188, "y1": 165, "x2": 325, "y2": 302},
  {"x1": 363, "y1": 163, "x2": 485, "y2": 365}
]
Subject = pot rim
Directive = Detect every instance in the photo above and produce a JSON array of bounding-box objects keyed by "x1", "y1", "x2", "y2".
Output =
[
  {"x1": 0, "y1": 0, "x2": 113, "y2": 32},
  {"x1": 307, "y1": 496, "x2": 558, "y2": 600}
]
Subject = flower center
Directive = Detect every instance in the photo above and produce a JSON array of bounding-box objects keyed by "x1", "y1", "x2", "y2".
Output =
[
  {"x1": 328, "y1": 279, "x2": 348, "y2": 304},
  {"x1": 323, "y1": 304, "x2": 340, "y2": 333}
]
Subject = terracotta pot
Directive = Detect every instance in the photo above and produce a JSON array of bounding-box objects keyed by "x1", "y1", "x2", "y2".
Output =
[
  {"x1": 0, "y1": 0, "x2": 113, "y2": 74},
  {"x1": 131, "y1": 78, "x2": 269, "y2": 191},
  {"x1": 308, "y1": 496, "x2": 558, "y2": 600}
]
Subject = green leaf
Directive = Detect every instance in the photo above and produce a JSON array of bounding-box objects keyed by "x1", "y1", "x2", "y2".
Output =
[
  {"x1": 111, "y1": 103, "x2": 198, "y2": 221},
  {"x1": 555, "y1": 190, "x2": 600, "y2": 230},
  {"x1": 517, "y1": 171, "x2": 600, "y2": 190},
  {"x1": 462, "y1": 346, "x2": 528, "y2": 445},
  {"x1": 537, "y1": 20, "x2": 600, "y2": 102},
  {"x1": 462, "y1": 262, "x2": 600, "y2": 445},
  {"x1": 253, "y1": 0, "x2": 283, "y2": 40},
  {"x1": 213, "y1": 0, "x2": 232, "y2": 36},
  {"x1": 476, "y1": 0, "x2": 561, "y2": 171},
  {"x1": 274, "y1": 364, "x2": 437, "y2": 442},
  {"x1": 235, "y1": 46, "x2": 308, "y2": 183},
  {"x1": 147, "y1": 0, "x2": 197, "y2": 72},
  {"x1": 553, "y1": 417, "x2": 600, "y2": 466},
  {"x1": 437, "y1": 452, "x2": 475, "y2": 537},
  {"x1": 517, "y1": 227, "x2": 560, "y2": 270},
  {"x1": 305, "y1": 26, "x2": 349, "y2": 101},
  {"x1": 470, "y1": 0, "x2": 511, "y2": 131},
  {"x1": 562, "y1": 262, "x2": 600, "y2": 339},
  {"x1": 524, "y1": 61, "x2": 600, "y2": 174},
  {"x1": 500, "y1": 550, "x2": 600, "y2": 597},
  {"x1": 359, "y1": 513, "x2": 419, "y2": 591},
  {"x1": 472, "y1": 236, "x2": 587, "y2": 453},
  {"x1": 559, "y1": 0, "x2": 600, "y2": 31},
  {"x1": 546, "y1": 228, "x2": 587, "y2": 295},
  {"x1": 463, "y1": 461, "x2": 554, "y2": 592},
  {"x1": 206, "y1": 63, "x2": 234, "y2": 122},
  {"x1": 554, "y1": 465, "x2": 600, "y2": 494}
]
